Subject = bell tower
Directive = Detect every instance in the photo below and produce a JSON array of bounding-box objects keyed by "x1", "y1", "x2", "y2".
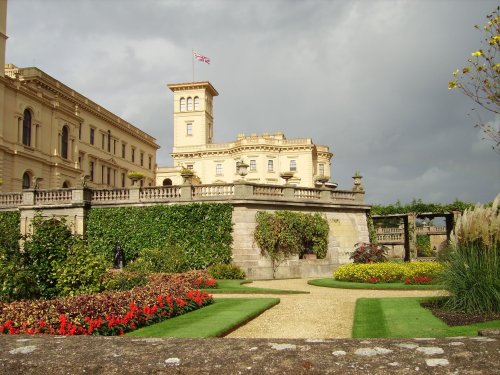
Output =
[{"x1": 168, "y1": 82, "x2": 218, "y2": 153}]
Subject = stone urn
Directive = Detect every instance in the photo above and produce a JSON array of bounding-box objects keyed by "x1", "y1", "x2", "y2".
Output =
[
  {"x1": 180, "y1": 169, "x2": 194, "y2": 185},
  {"x1": 280, "y1": 171, "x2": 294, "y2": 185},
  {"x1": 127, "y1": 172, "x2": 145, "y2": 187}
]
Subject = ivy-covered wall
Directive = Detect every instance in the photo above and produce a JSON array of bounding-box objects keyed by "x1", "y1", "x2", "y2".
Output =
[{"x1": 86, "y1": 203, "x2": 233, "y2": 269}]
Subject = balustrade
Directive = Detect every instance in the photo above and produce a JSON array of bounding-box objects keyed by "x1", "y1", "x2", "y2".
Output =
[
  {"x1": 192, "y1": 184, "x2": 234, "y2": 198},
  {"x1": 35, "y1": 189, "x2": 72, "y2": 204},
  {"x1": 0, "y1": 193, "x2": 23, "y2": 207},
  {"x1": 253, "y1": 186, "x2": 284, "y2": 197},
  {"x1": 294, "y1": 188, "x2": 320, "y2": 200},
  {"x1": 91, "y1": 189, "x2": 130, "y2": 203},
  {"x1": 140, "y1": 186, "x2": 181, "y2": 201}
]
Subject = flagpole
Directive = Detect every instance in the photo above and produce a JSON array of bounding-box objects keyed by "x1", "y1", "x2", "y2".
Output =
[{"x1": 192, "y1": 49, "x2": 194, "y2": 82}]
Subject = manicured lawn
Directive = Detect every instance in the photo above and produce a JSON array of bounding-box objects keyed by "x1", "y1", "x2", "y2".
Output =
[
  {"x1": 204, "y1": 279, "x2": 309, "y2": 294},
  {"x1": 352, "y1": 297, "x2": 500, "y2": 338},
  {"x1": 127, "y1": 298, "x2": 279, "y2": 338},
  {"x1": 308, "y1": 278, "x2": 443, "y2": 290}
]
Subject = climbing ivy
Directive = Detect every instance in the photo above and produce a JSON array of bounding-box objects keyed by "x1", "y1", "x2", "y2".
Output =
[
  {"x1": 86, "y1": 203, "x2": 233, "y2": 269},
  {"x1": 371, "y1": 198, "x2": 474, "y2": 216},
  {"x1": 0, "y1": 211, "x2": 20, "y2": 254},
  {"x1": 254, "y1": 211, "x2": 329, "y2": 278}
]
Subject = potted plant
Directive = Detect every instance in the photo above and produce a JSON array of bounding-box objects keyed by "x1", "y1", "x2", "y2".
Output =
[
  {"x1": 180, "y1": 167, "x2": 194, "y2": 184},
  {"x1": 127, "y1": 171, "x2": 145, "y2": 186}
]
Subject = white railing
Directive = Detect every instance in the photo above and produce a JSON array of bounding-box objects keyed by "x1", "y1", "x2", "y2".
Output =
[
  {"x1": 192, "y1": 184, "x2": 234, "y2": 198},
  {"x1": 253, "y1": 186, "x2": 284, "y2": 197},
  {"x1": 92, "y1": 189, "x2": 130, "y2": 203},
  {"x1": 330, "y1": 191, "x2": 355, "y2": 201},
  {"x1": 416, "y1": 226, "x2": 447, "y2": 234},
  {"x1": 35, "y1": 189, "x2": 72, "y2": 204},
  {"x1": 294, "y1": 188, "x2": 321, "y2": 200},
  {"x1": 140, "y1": 186, "x2": 181, "y2": 201},
  {"x1": 0, "y1": 193, "x2": 23, "y2": 207}
]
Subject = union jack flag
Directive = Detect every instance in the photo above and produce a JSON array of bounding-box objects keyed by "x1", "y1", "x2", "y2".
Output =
[{"x1": 193, "y1": 51, "x2": 210, "y2": 64}]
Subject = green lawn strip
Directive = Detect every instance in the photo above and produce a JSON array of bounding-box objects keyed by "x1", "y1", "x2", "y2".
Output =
[
  {"x1": 352, "y1": 297, "x2": 500, "y2": 338},
  {"x1": 203, "y1": 279, "x2": 309, "y2": 294},
  {"x1": 127, "y1": 298, "x2": 279, "y2": 338},
  {"x1": 308, "y1": 278, "x2": 443, "y2": 290}
]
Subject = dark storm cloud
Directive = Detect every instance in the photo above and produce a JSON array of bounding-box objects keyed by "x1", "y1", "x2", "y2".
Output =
[{"x1": 6, "y1": 0, "x2": 499, "y2": 204}]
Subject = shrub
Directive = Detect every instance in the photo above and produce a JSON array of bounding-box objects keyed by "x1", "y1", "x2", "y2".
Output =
[
  {"x1": 207, "y1": 264, "x2": 246, "y2": 279},
  {"x1": 0, "y1": 211, "x2": 20, "y2": 255},
  {"x1": 23, "y1": 215, "x2": 75, "y2": 299},
  {"x1": 441, "y1": 196, "x2": 500, "y2": 313},
  {"x1": 350, "y1": 242, "x2": 387, "y2": 263},
  {"x1": 416, "y1": 234, "x2": 433, "y2": 257},
  {"x1": 102, "y1": 271, "x2": 149, "y2": 291},
  {"x1": 54, "y1": 243, "x2": 109, "y2": 296},
  {"x1": 334, "y1": 262, "x2": 444, "y2": 284},
  {"x1": 125, "y1": 241, "x2": 188, "y2": 274}
]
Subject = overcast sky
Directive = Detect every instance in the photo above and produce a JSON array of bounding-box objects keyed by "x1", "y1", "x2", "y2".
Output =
[{"x1": 6, "y1": 0, "x2": 499, "y2": 205}]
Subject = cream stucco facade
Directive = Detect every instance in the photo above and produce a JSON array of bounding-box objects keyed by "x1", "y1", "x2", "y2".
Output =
[
  {"x1": 0, "y1": 0, "x2": 159, "y2": 192},
  {"x1": 156, "y1": 82, "x2": 333, "y2": 187}
]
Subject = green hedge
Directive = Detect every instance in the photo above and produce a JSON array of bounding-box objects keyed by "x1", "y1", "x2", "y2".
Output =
[
  {"x1": 86, "y1": 203, "x2": 233, "y2": 269},
  {"x1": 0, "y1": 211, "x2": 20, "y2": 253}
]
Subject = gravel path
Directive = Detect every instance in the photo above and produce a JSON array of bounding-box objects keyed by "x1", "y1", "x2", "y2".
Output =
[{"x1": 220, "y1": 279, "x2": 445, "y2": 339}]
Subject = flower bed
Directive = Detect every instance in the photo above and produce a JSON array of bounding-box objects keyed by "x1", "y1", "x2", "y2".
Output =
[
  {"x1": 0, "y1": 270, "x2": 215, "y2": 336},
  {"x1": 333, "y1": 262, "x2": 444, "y2": 284}
]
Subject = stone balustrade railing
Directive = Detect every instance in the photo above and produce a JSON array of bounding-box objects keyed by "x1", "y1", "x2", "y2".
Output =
[
  {"x1": 416, "y1": 226, "x2": 447, "y2": 234},
  {"x1": 0, "y1": 181, "x2": 365, "y2": 209}
]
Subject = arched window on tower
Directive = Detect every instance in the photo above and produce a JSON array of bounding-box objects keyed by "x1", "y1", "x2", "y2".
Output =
[
  {"x1": 61, "y1": 126, "x2": 69, "y2": 159},
  {"x1": 180, "y1": 97, "x2": 186, "y2": 112},
  {"x1": 162, "y1": 178, "x2": 172, "y2": 186},
  {"x1": 22, "y1": 109, "x2": 32, "y2": 146},
  {"x1": 194, "y1": 96, "x2": 199, "y2": 110},
  {"x1": 187, "y1": 97, "x2": 193, "y2": 111}
]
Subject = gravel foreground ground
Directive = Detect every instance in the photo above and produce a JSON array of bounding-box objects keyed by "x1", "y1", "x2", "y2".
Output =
[{"x1": 222, "y1": 279, "x2": 445, "y2": 339}]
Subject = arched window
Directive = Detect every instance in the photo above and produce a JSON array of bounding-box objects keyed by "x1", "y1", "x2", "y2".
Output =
[
  {"x1": 22, "y1": 109, "x2": 32, "y2": 146},
  {"x1": 194, "y1": 96, "x2": 199, "y2": 110},
  {"x1": 22, "y1": 171, "x2": 31, "y2": 189},
  {"x1": 61, "y1": 126, "x2": 69, "y2": 159},
  {"x1": 180, "y1": 97, "x2": 186, "y2": 112},
  {"x1": 187, "y1": 97, "x2": 193, "y2": 111},
  {"x1": 62, "y1": 181, "x2": 70, "y2": 188},
  {"x1": 162, "y1": 178, "x2": 172, "y2": 186}
]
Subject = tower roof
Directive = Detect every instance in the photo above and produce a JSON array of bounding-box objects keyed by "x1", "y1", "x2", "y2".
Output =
[{"x1": 167, "y1": 81, "x2": 219, "y2": 97}]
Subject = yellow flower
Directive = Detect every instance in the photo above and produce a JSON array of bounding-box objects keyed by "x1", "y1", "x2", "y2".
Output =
[
  {"x1": 452, "y1": 69, "x2": 459, "y2": 76},
  {"x1": 471, "y1": 50, "x2": 483, "y2": 57},
  {"x1": 448, "y1": 81, "x2": 458, "y2": 90}
]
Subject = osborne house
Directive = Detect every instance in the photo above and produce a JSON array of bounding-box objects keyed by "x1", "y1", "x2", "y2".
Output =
[
  {"x1": 0, "y1": 0, "x2": 371, "y2": 279},
  {"x1": 156, "y1": 82, "x2": 333, "y2": 188}
]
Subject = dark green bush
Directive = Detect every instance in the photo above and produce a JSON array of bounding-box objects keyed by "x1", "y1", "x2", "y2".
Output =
[
  {"x1": 54, "y1": 243, "x2": 109, "y2": 296},
  {"x1": 102, "y1": 270, "x2": 149, "y2": 291},
  {"x1": 207, "y1": 264, "x2": 246, "y2": 279},
  {"x1": 0, "y1": 211, "x2": 20, "y2": 255},
  {"x1": 23, "y1": 215, "x2": 74, "y2": 299},
  {"x1": 125, "y1": 241, "x2": 189, "y2": 274},
  {"x1": 86, "y1": 203, "x2": 233, "y2": 269},
  {"x1": 0, "y1": 256, "x2": 39, "y2": 302}
]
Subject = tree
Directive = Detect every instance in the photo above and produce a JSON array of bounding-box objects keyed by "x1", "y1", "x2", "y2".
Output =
[{"x1": 449, "y1": 6, "x2": 500, "y2": 153}]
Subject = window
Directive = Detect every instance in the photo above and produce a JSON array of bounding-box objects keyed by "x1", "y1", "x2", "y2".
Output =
[
  {"x1": 121, "y1": 173, "x2": 125, "y2": 188},
  {"x1": 319, "y1": 163, "x2": 325, "y2": 176},
  {"x1": 22, "y1": 171, "x2": 31, "y2": 189},
  {"x1": 102, "y1": 166, "x2": 106, "y2": 184},
  {"x1": 180, "y1": 97, "x2": 186, "y2": 112},
  {"x1": 267, "y1": 160, "x2": 274, "y2": 172},
  {"x1": 61, "y1": 126, "x2": 69, "y2": 159},
  {"x1": 187, "y1": 97, "x2": 193, "y2": 111},
  {"x1": 78, "y1": 124, "x2": 82, "y2": 140},
  {"x1": 131, "y1": 148, "x2": 135, "y2": 163},
  {"x1": 186, "y1": 164, "x2": 193, "y2": 170},
  {"x1": 90, "y1": 128, "x2": 95, "y2": 145},
  {"x1": 113, "y1": 140, "x2": 117, "y2": 155},
  {"x1": 107, "y1": 167, "x2": 111, "y2": 186},
  {"x1": 90, "y1": 161, "x2": 94, "y2": 181},
  {"x1": 148, "y1": 156, "x2": 152, "y2": 170},
  {"x1": 216, "y1": 163, "x2": 223, "y2": 176},
  {"x1": 107, "y1": 130, "x2": 111, "y2": 152},
  {"x1": 194, "y1": 96, "x2": 199, "y2": 110},
  {"x1": 290, "y1": 160, "x2": 297, "y2": 172},
  {"x1": 101, "y1": 133, "x2": 105, "y2": 149},
  {"x1": 122, "y1": 143, "x2": 126, "y2": 158},
  {"x1": 22, "y1": 109, "x2": 31, "y2": 146},
  {"x1": 62, "y1": 181, "x2": 70, "y2": 188},
  {"x1": 162, "y1": 178, "x2": 172, "y2": 186},
  {"x1": 140, "y1": 152, "x2": 144, "y2": 167},
  {"x1": 250, "y1": 160, "x2": 256, "y2": 171},
  {"x1": 186, "y1": 123, "x2": 193, "y2": 136}
]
